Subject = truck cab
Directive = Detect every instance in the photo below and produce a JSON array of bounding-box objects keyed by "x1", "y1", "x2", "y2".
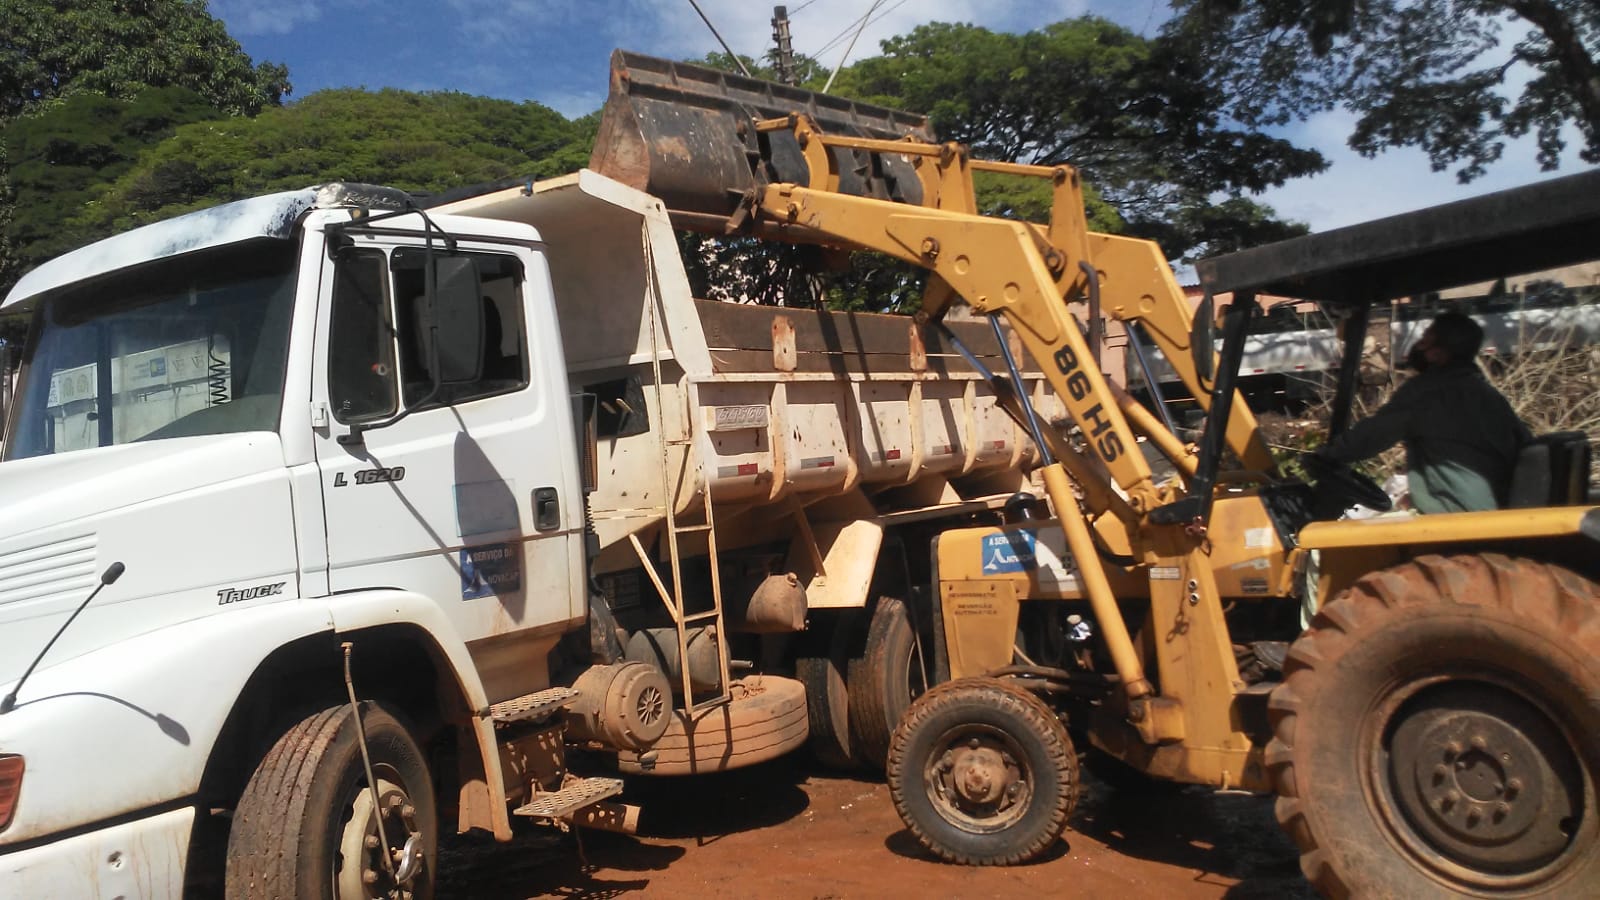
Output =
[{"x1": 0, "y1": 183, "x2": 590, "y2": 896}]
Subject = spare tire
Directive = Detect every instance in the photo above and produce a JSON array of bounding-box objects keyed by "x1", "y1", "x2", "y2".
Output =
[{"x1": 617, "y1": 676, "x2": 808, "y2": 776}]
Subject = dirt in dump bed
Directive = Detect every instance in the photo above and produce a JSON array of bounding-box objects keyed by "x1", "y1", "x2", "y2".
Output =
[{"x1": 436, "y1": 755, "x2": 1316, "y2": 899}]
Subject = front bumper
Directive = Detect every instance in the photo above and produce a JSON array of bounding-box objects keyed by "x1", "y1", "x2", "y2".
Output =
[{"x1": 0, "y1": 805, "x2": 194, "y2": 899}]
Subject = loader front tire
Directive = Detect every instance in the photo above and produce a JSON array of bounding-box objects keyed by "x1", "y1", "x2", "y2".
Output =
[
  {"x1": 1267, "y1": 554, "x2": 1600, "y2": 898},
  {"x1": 888, "y1": 677, "x2": 1076, "y2": 866},
  {"x1": 226, "y1": 703, "x2": 437, "y2": 900}
]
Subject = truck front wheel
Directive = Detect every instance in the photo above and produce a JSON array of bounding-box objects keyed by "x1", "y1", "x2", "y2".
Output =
[
  {"x1": 225, "y1": 703, "x2": 437, "y2": 900},
  {"x1": 1268, "y1": 554, "x2": 1600, "y2": 898},
  {"x1": 887, "y1": 677, "x2": 1077, "y2": 866}
]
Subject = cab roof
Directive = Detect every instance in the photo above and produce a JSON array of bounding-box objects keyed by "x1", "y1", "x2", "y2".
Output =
[{"x1": 1195, "y1": 167, "x2": 1600, "y2": 305}]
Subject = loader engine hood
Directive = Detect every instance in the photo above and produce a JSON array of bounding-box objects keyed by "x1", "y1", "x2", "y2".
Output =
[{"x1": 0, "y1": 434, "x2": 302, "y2": 689}]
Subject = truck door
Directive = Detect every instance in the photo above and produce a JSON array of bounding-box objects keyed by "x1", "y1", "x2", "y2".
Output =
[{"x1": 311, "y1": 241, "x2": 585, "y2": 697}]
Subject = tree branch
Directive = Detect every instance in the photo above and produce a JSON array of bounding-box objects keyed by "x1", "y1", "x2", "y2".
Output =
[{"x1": 1503, "y1": 0, "x2": 1600, "y2": 142}]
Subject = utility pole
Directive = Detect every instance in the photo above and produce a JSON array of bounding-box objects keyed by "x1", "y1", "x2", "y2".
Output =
[{"x1": 771, "y1": 6, "x2": 797, "y2": 85}]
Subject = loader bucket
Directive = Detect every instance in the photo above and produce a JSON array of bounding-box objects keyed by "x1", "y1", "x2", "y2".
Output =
[{"x1": 590, "y1": 49, "x2": 935, "y2": 221}]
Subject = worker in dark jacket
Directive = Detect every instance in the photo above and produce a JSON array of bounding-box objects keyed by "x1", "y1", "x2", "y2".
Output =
[{"x1": 1320, "y1": 311, "x2": 1530, "y2": 513}]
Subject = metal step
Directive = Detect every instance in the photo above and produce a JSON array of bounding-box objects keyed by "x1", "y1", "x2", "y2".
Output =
[
  {"x1": 490, "y1": 686, "x2": 579, "y2": 725},
  {"x1": 512, "y1": 777, "x2": 625, "y2": 820}
]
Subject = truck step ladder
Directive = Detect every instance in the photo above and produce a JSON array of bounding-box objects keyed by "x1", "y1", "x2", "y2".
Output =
[
  {"x1": 489, "y1": 686, "x2": 579, "y2": 726},
  {"x1": 631, "y1": 226, "x2": 733, "y2": 714},
  {"x1": 510, "y1": 776, "x2": 625, "y2": 820}
]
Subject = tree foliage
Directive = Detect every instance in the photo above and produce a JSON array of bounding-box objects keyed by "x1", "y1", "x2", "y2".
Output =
[
  {"x1": 1169, "y1": 0, "x2": 1600, "y2": 181},
  {"x1": 829, "y1": 19, "x2": 1322, "y2": 259},
  {"x1": 72, "y1": 89, "x2": 595, "y2": 233},
  {"x1": 4, "y1": 87, "x2": 220, "y2": 275},
  {"x1": 0, "y1": 0, "x2": 289, "y2": 118}
]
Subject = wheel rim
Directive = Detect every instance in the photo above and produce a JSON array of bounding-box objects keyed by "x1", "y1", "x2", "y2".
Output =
[
  {"x1": 922, "y1": 723, "x2": 1033, "y2": 834},
  {"x1": 1370, "y1": 676, "x2": 1589, "y2": 890},
  {"x1": 334, "y1": 770, "x2": 427, "y2": 899}
]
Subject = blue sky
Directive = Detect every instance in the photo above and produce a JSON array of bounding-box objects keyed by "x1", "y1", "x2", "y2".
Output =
[{"x1": 208, "y1": 0, "x2": 1590, "y2": 233}]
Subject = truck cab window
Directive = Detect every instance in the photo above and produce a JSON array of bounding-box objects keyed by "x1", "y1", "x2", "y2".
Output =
[
  {"x1": 3, "y1": 239, "x2": 297, "y2": 459},
  {"x1": 329, "y1": 247, "x2": 528, "y2": 423}
]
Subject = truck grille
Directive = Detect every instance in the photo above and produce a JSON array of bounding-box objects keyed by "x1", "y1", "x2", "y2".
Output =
[{"x1": 0, "y1": 534, "x2": 98, "y2": 609}]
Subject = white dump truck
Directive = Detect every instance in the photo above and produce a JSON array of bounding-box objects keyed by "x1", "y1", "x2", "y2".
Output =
[{"x1": 0, "y1": 146, "x2": 1068, "y2": 895}]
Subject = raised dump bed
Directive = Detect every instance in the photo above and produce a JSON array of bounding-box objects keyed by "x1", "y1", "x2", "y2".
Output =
[{"x1": 437, "y1": 169, "x2": 1065, "y2": 610}]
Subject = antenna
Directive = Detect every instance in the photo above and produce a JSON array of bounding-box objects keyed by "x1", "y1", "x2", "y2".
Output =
[{"x1": 2, "y1": 562, "x2": 126, "y2": 714}]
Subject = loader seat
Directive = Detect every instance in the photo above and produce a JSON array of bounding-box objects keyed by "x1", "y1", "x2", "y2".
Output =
[{"x1": 1506, "y1": 431, "x2": 1592, "y2": 507}]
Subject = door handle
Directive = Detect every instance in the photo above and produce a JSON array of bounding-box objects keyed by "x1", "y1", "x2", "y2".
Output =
[{"x1": 534, "y1": 487, "x2": 560, "y2": 531}]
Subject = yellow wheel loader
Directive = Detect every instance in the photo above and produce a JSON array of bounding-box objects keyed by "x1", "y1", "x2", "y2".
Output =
[{"x1": 592, "y1": 52, "x2": 1599, "y2": 897}]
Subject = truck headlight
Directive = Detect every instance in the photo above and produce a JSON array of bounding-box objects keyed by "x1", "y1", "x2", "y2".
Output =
[{"x1": 0, "y1": 755, "x2": 22, "y2": 832}]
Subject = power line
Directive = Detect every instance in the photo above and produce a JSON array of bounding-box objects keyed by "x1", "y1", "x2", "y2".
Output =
[
  {"x1": 824, "y1": 0, "x2": 883, "y2": 92},
  {"x1": 813, "y1": 0, "x2": 909, "y2": 60},
  {"x1": 685, "y1": 0, "x2": 752, "y2": 76}
]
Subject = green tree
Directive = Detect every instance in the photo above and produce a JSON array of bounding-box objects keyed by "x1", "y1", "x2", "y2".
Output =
[
  {"x1": 1169, "y1": 0, "x2": 1600, "y2": 180},
  {"x1": 77, "y1": 89, "x2": 596, "y2": 232},
  {"x1": 830, "y1": 19, "x2": 1322, "y2": 259},
  {"x1": 4, "y1": 86, "x2": 220, "y2": 276},
  {"x1": 0, "y1": 0, "x2": 289, "y2": 118}
]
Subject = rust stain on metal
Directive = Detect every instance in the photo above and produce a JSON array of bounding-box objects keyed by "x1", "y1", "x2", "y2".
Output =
[
  {"x1": 772, "y1": 316, "x2": 797, "y2": 372},
  {"x1": 909, "y1": 322, "x2": 927, "y2": 372}
]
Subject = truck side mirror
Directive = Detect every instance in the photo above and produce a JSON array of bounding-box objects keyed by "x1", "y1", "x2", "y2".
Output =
[
  {"x1": 1192, "y1": 292, "x2": 1215, "y2": 386},
  {"x1": 425, "y1": 256, "x2": 484, "y2": 385}
]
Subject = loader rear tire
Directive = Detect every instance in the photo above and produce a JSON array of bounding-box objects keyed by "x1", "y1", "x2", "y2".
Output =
[
  {"x1": 848, "y1": 596, "x2": 927, "y2": 770},
  {"x1": 1267, "y1": 554, "x2": 1600, "y2": 899},
  {"x1": 226, "y1": 703, "x2": 436, "y2": 900},
  {"x1": 888, "y1": 677, "x2": 1076, "y2": 866}
]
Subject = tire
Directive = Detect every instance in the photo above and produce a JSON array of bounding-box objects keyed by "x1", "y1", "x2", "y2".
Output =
[
  {"x1": 798, "y1": 654, "x2": 856, "y2": 769},
  {"x1": 226, "y1": 703, "x2": 437, "y2": 900},
  {"x1": 1267, "y1": 554, "x2": 1600, "y2": 898},
  {"x1": 848, "y1": 597, "x2": 928, "y2": 770},
  {"x1": 887, "y1": 677, "x2": 1077, "y2": 866},
  {"x1": 617, "y1": 676, "x2": 808, "y2": 775}
]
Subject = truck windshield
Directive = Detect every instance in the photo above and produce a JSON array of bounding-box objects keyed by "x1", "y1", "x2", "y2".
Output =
[{"x1": 3, "y1": 238, "x2": 298, "y2": 460}]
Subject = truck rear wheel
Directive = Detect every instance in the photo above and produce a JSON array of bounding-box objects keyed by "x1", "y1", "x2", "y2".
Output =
[
  {"x1": 1267, "y1": 554, "x2": 1600, "y2": 898},
  {"x1": 225, "y1": 703, "x2": 437, "y2": 900},
  {"x1": 848, "y1": 596, "x2": 927, "y2": 769},
  {"x1": 887, "y1": 677, "x2": 1077, "y2": 866},
  {"x1": 798, "y1": 653, "x2": 855, "y2": 769}
]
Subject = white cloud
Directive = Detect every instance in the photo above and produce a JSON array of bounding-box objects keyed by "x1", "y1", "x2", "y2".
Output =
[{"x1": 208, "y1": 0, "x2": 322, "y2": 36}]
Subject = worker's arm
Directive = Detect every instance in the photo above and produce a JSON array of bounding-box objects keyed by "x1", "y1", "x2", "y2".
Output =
[{"x1": 1322, "y1": 378, "x2": 1423, "y2": 463}]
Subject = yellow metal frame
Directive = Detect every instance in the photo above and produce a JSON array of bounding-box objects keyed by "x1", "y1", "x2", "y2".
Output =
[
  {"x1": 732, "y1": 113, "x2": 1599, "y2": 790},
  {"x1": 741, "y1": 115, "x2": 1278, "y2": 775}
]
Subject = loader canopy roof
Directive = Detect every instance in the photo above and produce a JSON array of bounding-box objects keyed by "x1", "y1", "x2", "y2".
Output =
[{"x1": 1194, "y1": 167, "x2": 1600, "y2": 305}]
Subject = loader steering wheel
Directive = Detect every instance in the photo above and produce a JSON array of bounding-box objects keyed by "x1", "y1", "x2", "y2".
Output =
[{"x1": 1301, "y1": 452, "x2": 1393, "y2": 514}]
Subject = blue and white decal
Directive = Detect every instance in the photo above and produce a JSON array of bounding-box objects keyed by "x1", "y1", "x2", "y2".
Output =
[
  {"x1": 982, "y1": 530, "x2": 1037, "y2": 574},
  {"x1": 460, "y1": 542, "x2": 522, "y2": 600}
]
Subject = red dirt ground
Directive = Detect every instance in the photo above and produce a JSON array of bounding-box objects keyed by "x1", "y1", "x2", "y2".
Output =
[{"x1": 436, "y1": 757, "x2": 1317, "y2": 899}]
